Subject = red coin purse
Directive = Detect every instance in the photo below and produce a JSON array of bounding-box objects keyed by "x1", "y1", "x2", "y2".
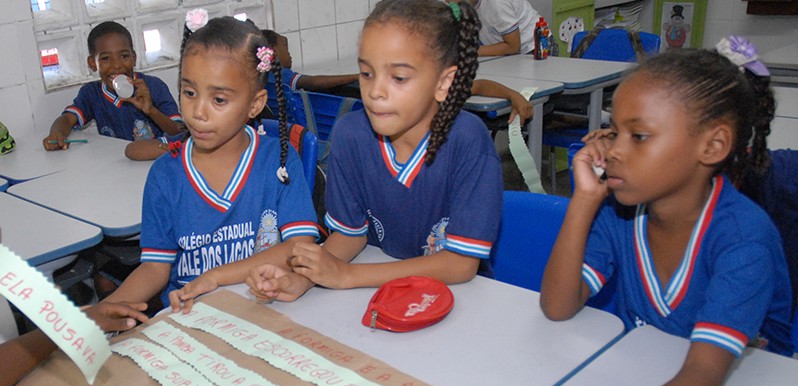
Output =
[{"x1": 362, "y1": 276, "x2": 454, "y2": 332}]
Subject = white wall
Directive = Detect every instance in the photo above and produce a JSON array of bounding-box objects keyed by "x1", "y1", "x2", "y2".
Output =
[{"x1": 0, "y1": 0, "x2": 795, "y2": 140}]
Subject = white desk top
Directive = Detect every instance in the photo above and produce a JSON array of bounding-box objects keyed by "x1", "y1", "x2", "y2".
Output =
[
  {"x1": 7, "y1": 152, "x2": 152, "y2": 237},
  {"x1": 0, "y1": 129, "x2": 128, "y2": 184},
  {"x1": 764, "y1": 43, "x2": 798, "y2": 70},
  {"x1": 222, "y1": 245, "x2": 625, "y2": 386},
  {"x1": 0, "y1": 193, "x2": 102, "y2": 266},
  {"x1": 774, "y1": 86, "x2": 798, "y2": 119},
  {"x1": 565, "y1": 325, "x2": 798, "y2": 386},
  {"x1": 769, "y1": 116, "x2": 798, "y2": 150},
  {"x1": 465, "y1": 75, "x2": 564, "y2": 113},
  {"x1": 477, "y1": 55, "x2": 633, "y2": 91}
]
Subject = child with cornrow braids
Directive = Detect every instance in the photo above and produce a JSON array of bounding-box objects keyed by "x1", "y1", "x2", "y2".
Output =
[
  {"x1": 541, "y1": 36, "x2": 792, "y2": 384},
  {"x1": 247, "y1": 0, "x2": 503, "y2": 301},
  {"x1": 104, "y1": 16, "x2": 318, "y2": 314}
]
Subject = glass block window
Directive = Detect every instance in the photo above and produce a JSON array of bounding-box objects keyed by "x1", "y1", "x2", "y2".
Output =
[{"x1": 32, "y1": 0, "x2": 274, "y2": 92}]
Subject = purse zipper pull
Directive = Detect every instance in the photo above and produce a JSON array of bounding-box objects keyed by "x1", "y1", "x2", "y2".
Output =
[{"x1": 370, "y1": 310, "x2": 378, "y2": 332}]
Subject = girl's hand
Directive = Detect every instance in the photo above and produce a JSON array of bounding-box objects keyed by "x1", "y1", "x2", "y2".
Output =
[
  {"x1": 168, "y1": 272, "x2": 220, "y2": 314},
  {"x1": 572, "y1": 131, "x2": 612, "y2": 199},
  {"x1": 507, "y1": 93, "x2": 533, "y2": 124},
  {"x1": 290, "y1": 242, "x2": 351, "y2": 289},
  {"x1": 246, "y1": 264, "x2": 313, "y2": 302},
  {"x1": 83, "y1": 301, "x2": 149, "y2": 332},
  {"x1": 124, "y1": 78, "x2": 155, "y2": 116}
]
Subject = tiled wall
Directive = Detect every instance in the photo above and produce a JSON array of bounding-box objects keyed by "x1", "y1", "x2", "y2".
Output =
[
  {"x1": 0, "y1": 0, "x2": 795, "y2": 139},
  {"x1": 0, "y1": 0, "x2": 379, "y2": 139}
]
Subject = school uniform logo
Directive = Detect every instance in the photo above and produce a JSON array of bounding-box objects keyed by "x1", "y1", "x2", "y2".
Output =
[
  {"x1": 256, "y1": 209, "x2": 280, "y2": 253},
  {"x1": 367, "y1": 209, "x2": 385, "y2": 242},
  {"x1": 132, "y1": 119, "x2": 155, "y2": 140},
  {"x1": 424, "y1": 217, "x2": 449, "y2": 256}
]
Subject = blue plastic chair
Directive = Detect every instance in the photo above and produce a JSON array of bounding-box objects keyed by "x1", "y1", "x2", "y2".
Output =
[
  {"x1": 490, "y1": 191, "x2": 569, "y2": 292},
  {"x1": 265, "y1": 80, "x2": 301, "y2": 125},
  {"x1": 260, "y1": 119, "x2": 318, "y2": 193},
  {"x1": 490, "y1": 190, "x2": 617, "y2": 312},
  {"x1": 293, "y1": 90, "x2": 365, "y2": 170},
  {"x1": 571, "y1": 29, "x2": 661, "y2": 63},
  {"x1": 544, "y1": 29, "x2": 660, "y2": 193}
]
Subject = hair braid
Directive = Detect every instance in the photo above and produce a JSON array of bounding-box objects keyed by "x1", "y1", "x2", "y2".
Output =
[
  {"x1": 425, "y1": 1, "x2": 480, "y2": 165},
  {"x1": 271, "y1": 58, "x2": 291, "y2": 184}
]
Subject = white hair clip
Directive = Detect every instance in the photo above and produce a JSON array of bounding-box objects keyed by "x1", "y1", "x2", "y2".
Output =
[{"x1": 276, "y1": 166, "x2": 289, "y2": 183}]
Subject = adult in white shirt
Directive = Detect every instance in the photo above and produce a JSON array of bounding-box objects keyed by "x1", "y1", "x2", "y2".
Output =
[{"x1": 450, "y1": 0, "x2": 540, "y2": 56}]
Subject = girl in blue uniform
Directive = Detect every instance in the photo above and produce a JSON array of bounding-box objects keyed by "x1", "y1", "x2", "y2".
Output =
[
  {"x1": 248, "y1": 0, "x2": 502, "y2": 301},
  {"x1": 104, "y1": 17, "x2": 318, "y2": 313},
  {"x1": 541, "y1": 37, "x2": 793, "y2": 384}
]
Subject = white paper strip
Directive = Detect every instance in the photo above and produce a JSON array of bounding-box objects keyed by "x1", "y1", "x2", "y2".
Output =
[
  {"x1": 509, "y1": 87, "x2": 545, "y2": 193},
  {"x1": 0, "y1": 245, "x2": 110, "y2": 384},
  {"x1": 170, "y1": 303, "x2": 380, "y2": 386},
  {"x1": 111, "y1": 338, "x2": 211, "y2": 385},
  {"x1": 142, "y1": 321, "x2": 276, "y2": 386}
]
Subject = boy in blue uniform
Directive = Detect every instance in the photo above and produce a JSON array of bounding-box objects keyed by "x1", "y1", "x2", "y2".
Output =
[{"x1": 43, "y1": 21, "x2": 182, "y2": 150}]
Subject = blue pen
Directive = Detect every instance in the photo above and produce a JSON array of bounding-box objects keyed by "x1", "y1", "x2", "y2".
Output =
[{"x1": 48, "y1": 139, "x2": 88, "y2": 144}]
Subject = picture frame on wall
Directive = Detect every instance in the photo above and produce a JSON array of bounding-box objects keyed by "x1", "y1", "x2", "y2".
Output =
[{"x1": 654, "y1": 0, "x2": 706, "y2": 50}]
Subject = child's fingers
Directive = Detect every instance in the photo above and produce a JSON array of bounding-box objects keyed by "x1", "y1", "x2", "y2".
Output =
[{"x1": 168, "y1": 289, "x2": 184, "y2": 312}]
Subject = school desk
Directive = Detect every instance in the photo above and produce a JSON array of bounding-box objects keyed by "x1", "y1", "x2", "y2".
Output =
[
  {"x1": 218, "y1": 245, "x2": 625, "y2": 386},
  {"x1": 477, "y1": 55, "x2": 634, "y2": 132},
  {"x1": 7, "y1": 152, "x2": 152, "y2": 238},
  {"x1": 563, "y1": 324, "x2": 798, "y2": 386},
  {"x1": 0, "y1": 193, "x2": 102, "y2": 273},
  {"x1": 770, "y1": 116, "x2": 798, "y2": 150},
  {"x1": 0, "y1": 129, "x2": 126, "y2": 184},
  {"x1": 774, "y1": 86, "x2": 798, "y2": 119},
  {"x1": 467, "y1": 75, "x2": 564, "y2": 170}
]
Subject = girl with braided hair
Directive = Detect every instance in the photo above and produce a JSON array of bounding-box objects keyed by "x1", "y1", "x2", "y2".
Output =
[
  {"x1": 247, "y1": 0, "x2": 502, "y2": 301},
  {"x1": 104, "y1": 16, "x2": 319, "y2": 314},
  {"x1": 541, "y1": 37, "x2": 792, "y2": 384}
]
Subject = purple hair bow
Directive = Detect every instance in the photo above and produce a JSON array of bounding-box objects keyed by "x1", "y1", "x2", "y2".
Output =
[{"x1": 716, "y1": 35, "x2": 769, "y2": 76}]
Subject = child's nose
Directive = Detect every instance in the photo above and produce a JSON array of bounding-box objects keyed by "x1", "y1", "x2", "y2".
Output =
[
  {"x1": 367, "y1": 78, "x2": 386, "y2": 100},
  {"x1": 191, "y1": 99, "x2": 208, "y2": 121}
]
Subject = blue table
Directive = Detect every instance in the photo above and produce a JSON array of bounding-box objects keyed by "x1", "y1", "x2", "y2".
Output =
[
  {"x1": 0, "y1": 192, "x2": 102, "y2": 275},
  {"x1": 477, "y1": 55, "x2": 634, "y2": 132}
]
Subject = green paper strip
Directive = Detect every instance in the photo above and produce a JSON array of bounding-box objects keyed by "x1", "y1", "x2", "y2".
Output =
[
  {"x1": 0, "y1": 245, "x2": 110, "y2": 384},
  {"x1": 142, "y1": 321, "x2": 276, "y2": 385},
  {"x1": 509, "y1": 87, "x2": 545, "y2": 193},
  {"x1": 170, "y1": 302, "x2": 380, "y2": 386},
  {"x1": 112, "y1": 337, "x2": 211, "y2": 385}
]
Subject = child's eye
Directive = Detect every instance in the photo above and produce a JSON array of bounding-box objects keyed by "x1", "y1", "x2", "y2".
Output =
[
  {"x1": 393, "y1": 76, "x2": 407, "y2": 83},
  {"x1": 359, "y1": 71, "x2": 372, "y2": 79},
  {"x1": 181, "y1": 89, "x2": 196, "y2": 98},
  {"x1": 214, "y1": 97, "x2": 227, "y2": 105},
  {"x1": 632, "y1": 133, "x2": 649, "y2": 142},
  {"x1": 605, "y1": 131, "x2": 618, "y2": 140}
]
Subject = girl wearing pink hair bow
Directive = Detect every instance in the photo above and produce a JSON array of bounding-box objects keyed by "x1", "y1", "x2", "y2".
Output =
[{"x1": 104, "y1": 17, "x2": 319, "y2": 315}]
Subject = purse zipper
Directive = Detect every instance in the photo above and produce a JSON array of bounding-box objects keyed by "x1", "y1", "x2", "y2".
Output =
[{"x1": 370, "y1": 310, "x2": 378, "y2": 332}]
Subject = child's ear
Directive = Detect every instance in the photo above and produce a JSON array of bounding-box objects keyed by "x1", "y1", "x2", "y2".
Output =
[
  {"x1": 248, "y1": 89, "x2": 268, "y2": 120},
  {"x1": 434, "y1": 65, "x2": 458, "y2": 103},
  {"x1": 699, "y1": 122, "x2": 733, "y2": 166},
  {"x1": 87, "y1": 55, "x2": 97, "y2": 72}
]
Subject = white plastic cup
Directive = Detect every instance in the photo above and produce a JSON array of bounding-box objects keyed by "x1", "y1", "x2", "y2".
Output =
[{"x1": 112, "y1": 74, "x2": 134, "y2": 99}]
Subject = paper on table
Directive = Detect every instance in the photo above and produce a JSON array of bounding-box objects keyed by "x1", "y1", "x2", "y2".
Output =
[
  {"x1": 139, "y1": 321, "x2": 276, "y2": 385},
  {"x1": 170, "y1": 302, "x2": 381, "y2": 386},
  {"x1": 111, "y1": 338, "x2": 210, "y2": 385},
  {"x1": 0, "y1": 245, "x2": 110, "y2": 384},
  {"x1": 508, "y1": 87, "x2": 545, "y2": 194}
]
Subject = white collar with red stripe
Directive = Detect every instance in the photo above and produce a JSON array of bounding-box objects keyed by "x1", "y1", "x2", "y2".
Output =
[
  {"x1": 182, "y1": 125, "x2": 259, "y2": 212},
  {"x1": 634, "y1": 175, "x2": 723, "y2": 317},
  {"x1": 378, "y1": 132, "x2": 429, "y2": 189},
  {"x1": 101, "y1": 73, "x2": 138, "y2": 108}
]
